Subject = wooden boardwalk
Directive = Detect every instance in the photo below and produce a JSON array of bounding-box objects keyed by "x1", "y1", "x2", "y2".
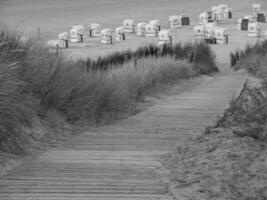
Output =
[{"x1": 0, "y1": 67, "x2": 247, "y2": 199}]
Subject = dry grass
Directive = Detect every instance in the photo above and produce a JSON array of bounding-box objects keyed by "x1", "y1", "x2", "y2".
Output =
[
  {"x1": 215, "y1": 81, "x2": 267, "y2": 140},
  {"x1": 82, "y1": 43, "x2": 218, "y2": 74},
  {"x1": 0, "y1": 63, "x2": 36, "y2": 154},
  {"x1": 23, "y1": 56, "x2": 197, "y2": 124},
  {"x1": 218, "y1": 40, "x2": 267, "y2": 140},
  {"x1": 231, "y1": 40, "x2": 267, "y2": 71},
  {"x1": 225, "y1": 40, "x2": 267, "y2": 134}
]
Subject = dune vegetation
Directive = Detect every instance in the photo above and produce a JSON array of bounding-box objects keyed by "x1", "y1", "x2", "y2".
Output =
[
  {"x1": 0, "y1": 24, "x2": 217, "y2": 154},
  {"x1": 222, "y1": 40, "x2": 267, "y2": 139},
  {"x1": 82, "y1": 42, "x2": 217, "y2": 73}
]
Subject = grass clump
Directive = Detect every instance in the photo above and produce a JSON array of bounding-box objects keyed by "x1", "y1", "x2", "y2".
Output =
[
  {"x1": 22, "y1": 56, "x2": 196, "y2": 124},
  {"x1": 83, "y1": 42, "x2": 218, "y2": 74},
  {"x1": 230, "y1": 40, "x2": 267, "y2": 70},
  {"x1": 0, "y1": 63, "x2": 36, "y2": 154}
]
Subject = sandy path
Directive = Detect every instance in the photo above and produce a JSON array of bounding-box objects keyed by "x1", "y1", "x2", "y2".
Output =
[{"x1": 0, "y1": 53, "x2": 248, "y2": 199}]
